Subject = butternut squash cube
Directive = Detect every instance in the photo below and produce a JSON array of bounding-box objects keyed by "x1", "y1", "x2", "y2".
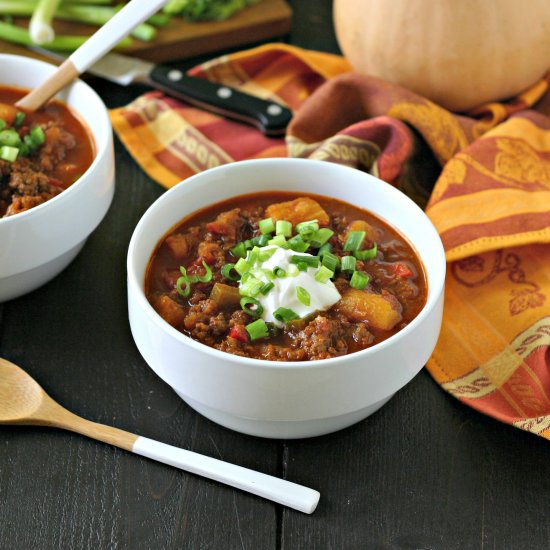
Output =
[
  {"x1": 345, "y1": 220, "x2": 382, "y2": 244},
  {"x1": 337, "y1": 289, "x2": 402, "y2": 330},
  {"x1": 265, "y1": 197, "x2": 330, "y2": 227}
]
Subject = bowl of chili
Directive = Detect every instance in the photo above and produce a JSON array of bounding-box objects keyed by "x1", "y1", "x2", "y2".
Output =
[
  {"x1": 128, "y1": 158, "x2": 445, "y2": 439},
  {"x1": 0, "y1": 54, "x2": 114, "y2": 302}
]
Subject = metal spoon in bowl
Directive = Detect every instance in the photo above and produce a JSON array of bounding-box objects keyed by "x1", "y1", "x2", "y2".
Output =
[
  {"x1": 0, "y1": 358, "x2": 320, "y2": 514},
  {"x1": 15, "y1": 0, "x2": 168, "y2": 111}
]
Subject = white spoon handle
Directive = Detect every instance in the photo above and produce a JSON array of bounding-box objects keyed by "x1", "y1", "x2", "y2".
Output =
[
  {"x1": 69, "y1": 0, "x2": 168, "y2": 73},
  {"x1": 133, "y1": 436, "x2": 320, "y2": 514}
]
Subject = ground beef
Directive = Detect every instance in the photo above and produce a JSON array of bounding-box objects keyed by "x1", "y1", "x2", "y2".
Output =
[
  {"x1": 291, "y1": 315, "x2": 349, "y2": 360},
  {"x1": 0, "y1": 122, "x2": 77, "y2": 217}
]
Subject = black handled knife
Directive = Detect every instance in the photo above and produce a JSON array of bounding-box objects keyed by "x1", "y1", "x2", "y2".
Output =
[{"x1": 34, "y1": 49, "x2": 293, "y2": 136}]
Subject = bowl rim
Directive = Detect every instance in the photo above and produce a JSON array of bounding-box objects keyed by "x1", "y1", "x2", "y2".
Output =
[
  {"x1": 0, "y1": 53, "x2": 111, "y2": 226},
  {"x1": 128, "y1": 158, "x2": 446, "y2": 371}
]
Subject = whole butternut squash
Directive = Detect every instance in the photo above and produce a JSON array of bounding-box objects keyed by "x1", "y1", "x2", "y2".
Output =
[{"x1": 333, "y1": 0, "x2": 550, "y2": 111}]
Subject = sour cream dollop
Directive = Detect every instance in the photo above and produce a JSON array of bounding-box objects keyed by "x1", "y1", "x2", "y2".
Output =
[{"x1": 239, "y1": 246, "x2": 341, "y2": 327}]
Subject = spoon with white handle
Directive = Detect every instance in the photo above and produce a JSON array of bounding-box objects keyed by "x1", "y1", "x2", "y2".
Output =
[
  {"x1": 16, "y1": 0, "x2": 168, "y2": 111},
  {"x1": 0, "y1": 358, "x2": 320, "y2": 514}
]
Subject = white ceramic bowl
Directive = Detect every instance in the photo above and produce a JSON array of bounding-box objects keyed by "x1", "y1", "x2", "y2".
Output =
[
  {"x1": 128, "y1": 159, "x2": 445, "y2": 439},
  {"x1": 0, "y1": 54, "x2": 115, "y2": 302}
]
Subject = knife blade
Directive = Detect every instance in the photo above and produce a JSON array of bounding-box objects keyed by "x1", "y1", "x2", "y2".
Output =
[{"x1": 33, "y1": 49, "x2": 292, "y2": 136}]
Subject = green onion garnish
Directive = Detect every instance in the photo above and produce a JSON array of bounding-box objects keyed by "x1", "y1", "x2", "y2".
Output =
[
  {"x1": 0, "y1": 128, "x2": 20, "y2": 147},
  {"x1": 287, "y1": 264, "x2": 299, "y2": 277},
  {"x1": 268, "y1": 234, "x2": 287, "y2": 248},
  {"x1": 0, "y1": 119, "x2": 6, "y2": 131},
  {"x1": 317, "y1": 243, "x2": 332, "y2": 256},
  {"x1": 246, "y1": 318, "x2": 269, "y2": 341},
  {"x1": 0, "y1": 145, "x2": 18, "y2": 162},
  {"x1": 231, "y1": 242, "x2": 247, "y2": 258},
  {"x1": 259, "y1": 217, "x2": 275, "y2": 234},
  {"x1": 350, "y1": 271, "x2": 370, "y2": 290},
  {"x1": 353, "y1": 243, "x2": 378, "y2": 260},
  {"x1": 194, "y1": 260, "x2": 212, "y2": 283},
  {"x1": 321, "y1": 252, "x2": 339, "y2": 273},
  {"x1": 341, "y1": 255, "x2": 357, "y2": 273},
  {"x1": 252, "y1": 234, "x2": 270, "y2": 247},
  {"x1": 275, "y1": 219, "x2": 292, "y2": 237},
  {"x1": 240, "y1": 277, "x2": 264, "y2": 297},
  {"x1": 235, "y1": 258, "x2": 251, "y2": 275},
  {"x1": 290, "y1": 254, "x2": 319, "y2": 268},
  {"x1": 296, "y1": 219, "x2": 319, "y2": 237},
  {"x1": 30, "y1": 126, "x2": 45, "y2": 146},
  {"x1": 176, "y1": 275, "x2": 191, "y2": 297},
  {"x1": 315, "y1": 266, "x2": 334, "y2": 283},
  {"x1": 13, "y1": 112, "x2": 25, "y2": 127},
  {"x1": 308, "y1": 228, "x2": 334, "y2": 248},
  {"x1": 273, "y1": 266, "x2": 286, "y2": 278},
  {"x1": 259, "y1": 281, "x2": 274, "y2": 295},
  {"x1": 240, "y1": 296, "x2": 264, "y2": 318},
  {"x1": 343, "y1": 231, "x2": 366, "y2": 252},
  {"x1": 297, "y1": 262, "x2": 308, "y2": 272},
  {"x1": 258, "y1": 248, "x2": 277, "y2": 262},
  {"x1": 273, "y1": 307, "x2": 300, "y2": 323},
  {"x1": 221, "y1": 263, "x2": 240, "y2": 281},
  {"x1": 296, "y1": 286, "x2": 311, "y2": 306},
  {"x1": 287, "y1": 235, "x2": 310, "y2": 253}
]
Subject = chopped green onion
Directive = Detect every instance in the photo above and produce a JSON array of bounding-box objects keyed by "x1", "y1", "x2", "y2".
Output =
[
  {"x1": 297, "y1": 262, "x2": 308, "y2": 272},
  {"x1": 259, "y1": 217, "x2": 275, "y2": 234},
  {"x1": 246, "y1": 318, "x2": 269, "y2": 341},
  {"x1": 315, "y1": 266, "x2": 334, "y2": 283},
  {"x1": 275, "y1": 219, "x2": 292, "y2": 237},
  {"x1": 317, "y1": 243, "x2": 332, "y2": 256},
  {"x1": 231, "y1": 242, "x2": 247, "y2": 258},
  {"x1": 296, "y1": 286, "x2": 311, "y2": 306},
  {"x1": 287, "y1": 235, "x2": 310, "y2": 253},
  {"x1": 13, "y1": 112, "x2": 25, "y2": 127},
  {"x1": 259, "y1": 281, "x2": 274, "y2": 295},
  {"x1": 221, "y1": 263, "x2": 240, "y2": 281},
  {"x1": 343, "y1": 231, "x2": 366, "y2": 252},
  {"x1": 252, "y1": 234, "x2": 270, "y2": 247},
  {"x1": 258, "y1": 247, "x2": 277, "y2": 262},
  {"x1": 341, "y1": 255, "x2": 357, "y2": 273},
  {"x1": 240, "y1": 277, "x2": 264, "y2": 297},
  {"x1": 176, "y1": 275, "x2": 191, "y2": 298},
  {"x1": 290, "y1": 254, "x2": 319, "y2": 268},
  {"x1": 246, "y1": 247, "x2": 260, "y2": 266},
  {"x1": 0, "y1": 145, "x2": 18, "y2": 162},
  {"x1": 308, "y1": 228, "x2": 334, "y2": 248},
  {"x1": 350, "y1": 271, "x2": 370, "y2": 290},
  {"x1": 0, "y1": 128, "x2": 20, "y2": 147},
  {"x1": 0, "y1": 119, "x2": 5, "y2": 131},
  {"x1": 194, "y1": 261, "x2": 212, "y2": 282},
  {"x1": 273, "y1": 307, "x2": 300, "y2": 324},
  {"x1": 353, "y1": 243, "x2": 378, "y2": 260},
  {"x1": 235, "y1": 258, "x2": 251, "y2": 275},
  {"x1": 296, "y1": 219, "x2": 319, "y2": 237},
  {"x1": 321, "y1": 252, "x2": 339, "y2": 273},
  {"x1": 240, "y1": 296, "x2": 264, "y2": 318},
  {"x1": 273, "y1": 266, "x2": 286, "y2": 278},
  {"x1": 30, "y1": 125, "x2": 45, "y2": 146},
  {"x1": 268, "y1": 234, "x2": 287, "y2": 248}
]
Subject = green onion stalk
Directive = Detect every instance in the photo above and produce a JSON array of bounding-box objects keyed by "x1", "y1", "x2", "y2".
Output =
[
  {"x1": 0, "y1": 20, "x2": 132, "y2": 50},
  {"x1": 29, "y1": 0, "x2": 61, "y2": 44}
]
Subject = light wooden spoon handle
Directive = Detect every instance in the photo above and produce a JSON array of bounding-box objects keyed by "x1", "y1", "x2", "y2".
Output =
[
  {"x1": 16, "y1": 0, "x2": 168, "y2": 111},
  {"x1": 41, "y1": 398, "x2": 320, "y2": 514}
]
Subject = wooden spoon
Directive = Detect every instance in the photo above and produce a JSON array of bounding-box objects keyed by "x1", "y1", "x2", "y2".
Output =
[
  {"x1": 15, "y1": 0, "x2": 168, "y2": 111},
  {"x1": 0, "y1": 358, "x2": 320, "y2": 514}
]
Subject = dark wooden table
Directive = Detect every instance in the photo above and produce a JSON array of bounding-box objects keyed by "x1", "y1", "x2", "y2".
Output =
[{"x1": 2, "y1": 2, "x2": 550, "y2": 549}]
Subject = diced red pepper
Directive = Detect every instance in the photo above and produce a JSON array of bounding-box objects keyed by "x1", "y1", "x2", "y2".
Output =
[
  {"x1": 391, "y1": 263, "x2": 414, "y2": 278},
  {"x1": 229, "y1": 324, "x2": 249, "y2": 343}
]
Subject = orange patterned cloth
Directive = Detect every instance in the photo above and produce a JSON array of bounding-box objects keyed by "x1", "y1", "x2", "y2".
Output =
[{"x1": 110, "y1": 44, "x2": 550, "y2": 440}]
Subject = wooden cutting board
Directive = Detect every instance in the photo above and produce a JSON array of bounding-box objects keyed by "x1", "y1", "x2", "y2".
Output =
[{"x1": 0, "y1": 0, "x2": 292, "y2": 63}]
